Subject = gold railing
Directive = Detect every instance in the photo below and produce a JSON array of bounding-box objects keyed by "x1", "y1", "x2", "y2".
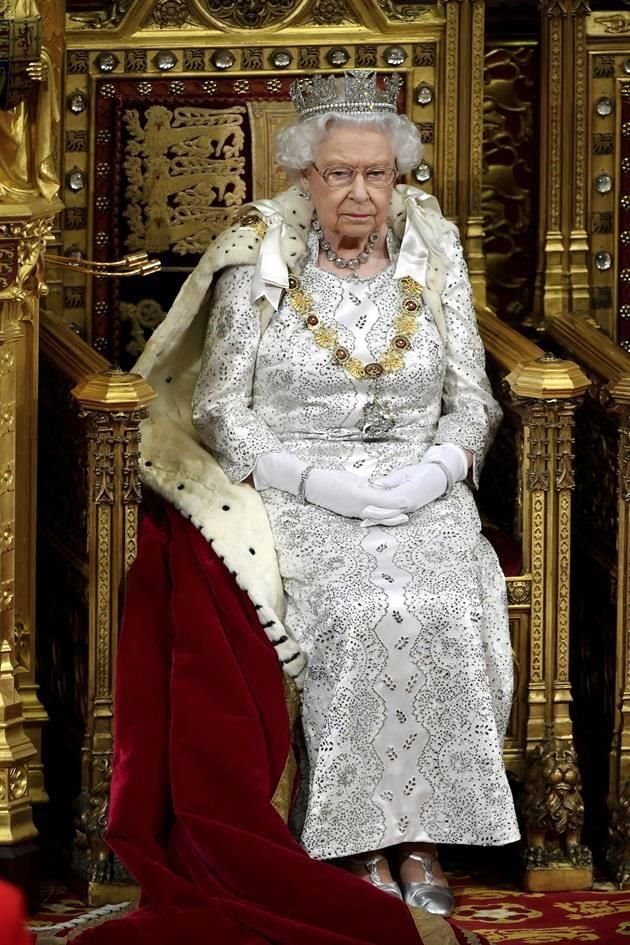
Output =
[{"x1": 546, "y1": 313, "x2": 630, "y2": 886}]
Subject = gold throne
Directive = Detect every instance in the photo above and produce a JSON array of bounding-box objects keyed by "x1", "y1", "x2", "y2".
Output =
[{"x1": 0, "y1": 0, "x2": 608, "y2": 905}]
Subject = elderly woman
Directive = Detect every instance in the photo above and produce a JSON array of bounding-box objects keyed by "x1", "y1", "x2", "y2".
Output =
[{"x1": 184, "y1": 70, "x2": 520, "y2": 914}]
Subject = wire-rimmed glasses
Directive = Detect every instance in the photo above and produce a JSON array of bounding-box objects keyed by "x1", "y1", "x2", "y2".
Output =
[{"x1": 311, "y1": 164, "x2": 398, "y2": 189}]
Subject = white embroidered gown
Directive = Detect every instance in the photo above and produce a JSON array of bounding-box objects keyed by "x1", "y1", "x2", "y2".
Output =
[{"x1": 192, "y1": 229, "x2": 520, "y2": 859}]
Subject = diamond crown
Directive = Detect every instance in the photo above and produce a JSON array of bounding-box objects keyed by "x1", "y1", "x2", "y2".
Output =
[{"x1": 290, "y1": 70, "x2": 403, "y2": 122}]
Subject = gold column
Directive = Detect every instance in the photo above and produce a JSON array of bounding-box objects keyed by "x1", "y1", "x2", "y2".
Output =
[
  {"x1": 461, "y1": 0, "x2": 487, "y2": 307},
  {"x1": 72, "y1": 370, "x2": 155, "y2": 905},
  {"x1": 567, "y1": 0, "x2": 591, "y2": 318},
  {"x1": 0, "y1": 0, "x2": 64, "y2": 836},
  {"x1": 545, "y1": 313, "x2": 630, "y2": 885},
  {"x1": 537, "y1": 1, "x2": 571, "y2": 319},
  {"x1": 508, "y1": 354, "x2": 593, "y2": 891},
  {"x1": 442, "y1": 0, "x2": 461, "y2": 221},
  {"x1": 0, "y1": 204, "x2": 59, "y2": 857}
]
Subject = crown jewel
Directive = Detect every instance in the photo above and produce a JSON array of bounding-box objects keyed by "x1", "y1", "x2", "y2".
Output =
[{"x1": 290, "y1": 70, "x2": 403, "y2": 122}]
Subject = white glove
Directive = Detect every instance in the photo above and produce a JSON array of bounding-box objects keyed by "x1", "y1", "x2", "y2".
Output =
[
  {"x1": 253, "y1": 452, "x2": 409, "y2": 524},
  {"x1": 304, "y1": 468, "x2": 409, "y2": 523},
  {"x1": 370, "y1": 444, "x2": 469, "y2": 516},
  {"x1": 253, "y1": 451, "x2": 305, "y2": 494}
]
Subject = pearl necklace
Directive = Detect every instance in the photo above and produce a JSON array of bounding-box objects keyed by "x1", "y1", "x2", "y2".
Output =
[{"x1": 311, "y1": 216, "x2": 379, "y2": 275}]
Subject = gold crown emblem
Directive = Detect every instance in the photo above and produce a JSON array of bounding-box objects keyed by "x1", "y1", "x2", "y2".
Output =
[{"x1": 289, "y1": 70, "x2": 403, "y2": 122}]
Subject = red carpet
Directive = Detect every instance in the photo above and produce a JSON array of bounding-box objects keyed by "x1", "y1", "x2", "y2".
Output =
[
  {"x1": 28, "y1": 875, "x2": 630, "y2": 944},
  {"x1": 453, "y1": 872, "x2": 630, "y2": 943}
]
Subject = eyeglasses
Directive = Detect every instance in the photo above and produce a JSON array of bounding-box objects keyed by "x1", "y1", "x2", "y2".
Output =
[{"x1": 311, "y1": 164, "x2": 398, "y2": 189}]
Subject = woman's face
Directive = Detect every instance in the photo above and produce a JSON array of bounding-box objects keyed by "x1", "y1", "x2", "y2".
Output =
[{"x1": 301, "y1": 125, "x2": 396, "y2": 247}]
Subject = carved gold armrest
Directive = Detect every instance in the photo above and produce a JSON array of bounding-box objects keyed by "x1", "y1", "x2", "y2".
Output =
[
  {"x1": 479, "y1": 308, "x2": 593, "y2": 887},
  {"x1": 546, "y1": 313, "x2": 630, "y2": 886},
  {"x1": 546, "y1": 312, "x2": 630, "y2": 407}
]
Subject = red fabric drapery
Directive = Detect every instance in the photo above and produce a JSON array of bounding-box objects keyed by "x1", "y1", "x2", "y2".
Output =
[
  {"x1": 76, "y1": 502, "x2": 481, "y2": 945},
  {"x1": 0, "y1": 881, "x2": 32, "y2": 945}
]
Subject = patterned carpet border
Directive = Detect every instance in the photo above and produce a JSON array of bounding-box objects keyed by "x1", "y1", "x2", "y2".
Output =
[{"x1": 31, "y1": 901, "x2": 135, "y2": 944}]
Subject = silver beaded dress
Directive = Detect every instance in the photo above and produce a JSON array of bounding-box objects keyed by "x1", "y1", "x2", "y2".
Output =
[{"x1": 192, "y1": 229, "x2": 520, "y2": 859}]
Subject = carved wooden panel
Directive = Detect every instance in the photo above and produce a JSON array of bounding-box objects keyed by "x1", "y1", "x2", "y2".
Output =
[{"x1": 483, "y1": 42, "x2": 539, "y2": 325}]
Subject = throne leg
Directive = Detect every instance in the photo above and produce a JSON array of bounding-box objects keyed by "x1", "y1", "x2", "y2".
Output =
[
  {"x1": 607, "y1": 781, "x2": 630, "y2": 888},
  {"x1": 522, "y1": 734, "x2": 593, "y2": 892}
]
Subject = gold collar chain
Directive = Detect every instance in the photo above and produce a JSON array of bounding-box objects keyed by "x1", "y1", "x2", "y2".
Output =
[{"x1": 286, "y1": 274, "x2": 423, "y2": 380}]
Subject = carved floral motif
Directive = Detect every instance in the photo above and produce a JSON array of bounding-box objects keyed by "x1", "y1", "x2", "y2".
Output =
[
  {"x1": 152, "y1": 0, "x2": 190, "y2": 27},
  {"x1": 312, "y1": 0, "x2": 347, "y2": 24},
  {"x1": 202, "y1": 0, "x2": 298, "y2": 29}
]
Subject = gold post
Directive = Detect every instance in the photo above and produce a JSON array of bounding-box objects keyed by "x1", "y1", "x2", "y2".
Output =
[
  {"x1": 462, "y1": 0, "x2": 487, "y2": 307},
  {"x1": 537, "y1": 1, "x2": 571, "y2": 319},
  {"x1": 546, "y1": 314, "x2": 630, "y2": 885},
  {"x1": 567, "y1": 2, "x2": 591, "y2": 317},
  {"x1": 0, "y1": 281, "x2": 36, "y2": 850},
  {"x1": 72, "y1": 369, "x2": 155, "y2": 905},
  {"x1": 507, "y1": 354, "x2": 593, "y2": 891}
]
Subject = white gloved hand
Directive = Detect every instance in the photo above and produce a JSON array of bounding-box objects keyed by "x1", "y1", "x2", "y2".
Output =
[
  {"x1": 369, "y1": 443, "x2": 470, "y2": 516},
  {"x1": 304, "y1": 468, "x2": 409, "y2": 523},
  {"x1": 253, "y1": 451, "x2": 306, "y2": 494},
  {"x1": 253, "y1": 452, "x2": 409, "y2": 524}
]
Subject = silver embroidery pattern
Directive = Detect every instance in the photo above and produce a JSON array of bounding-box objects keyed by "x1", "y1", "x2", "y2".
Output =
[{"x1": 192, "y1": 230, "x2": 520, "y2": 858}]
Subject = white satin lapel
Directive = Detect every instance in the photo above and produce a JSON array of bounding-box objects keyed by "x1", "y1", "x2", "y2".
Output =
[
  {"x1": 247, "y1": 200, "x2": 290, "y2": 311},
  {"x1": 393, "y1": 199, "x2": 429, "y2": 286}
]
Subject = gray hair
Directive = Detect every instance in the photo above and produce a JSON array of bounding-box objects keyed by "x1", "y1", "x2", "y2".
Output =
[{"x1": 275, "y1": 112, "x2": 423, "y2": 180}]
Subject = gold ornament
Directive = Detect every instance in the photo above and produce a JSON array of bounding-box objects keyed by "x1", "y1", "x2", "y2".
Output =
[{"x1": 286, "y1": 274, "x2": 423, "y2": 381}]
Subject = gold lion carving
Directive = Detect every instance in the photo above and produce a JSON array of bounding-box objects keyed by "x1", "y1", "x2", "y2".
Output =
[{"x1": 522, "y1": 735, "x2": 592, "y2": 870}]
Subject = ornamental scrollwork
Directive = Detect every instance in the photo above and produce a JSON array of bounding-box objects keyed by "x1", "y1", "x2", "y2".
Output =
[
  {"x1": 200, "y1": 0, "x2": 299, "y2": 29},
  {"x1": 13, "y1": 619, "x2": 30, "y2": 671},
  {"x1": 122, "y1": 409, "x2": 149, "y2": 506},
  {"x1": 8, "y1": 764, "x2": 28, "y2": 800},
  {"x1": 507, "y1": 580, "x2": 531, "y2": 606},
  {"x1": 75, "y1": 755, "x2": 113, "y2": 883},
  {"x1": 540, "y1": 0, "x2": 569, "y2": 16},
  {"x1": 120, "y1": 298, "x2": 167, "y2": 358},
  {"x1": 525, "y1": 403, "x2": 551, "y2": 492},
  {"x1": 593, "y1": 14, "x2": 630, "y2": 34},
  {"x1": 556, "y1": 410, "x2": 575, "y2": 491},
  {"x1": 376, "y1": 0, "x2": 434, "y2": 20},
  {"x1": 0, "y1": 215, "x2": 53, "y2": 302},
  {"x1": 123, "y1": 104, "x2": 246, "y2": 255},
  {"x1": 86, "y1": 413, "x2": 116, "y2": 506},
  {"x1": 147, "y1": 0, "x2": 197, "y2": 27},
  {"x1": 67, "y1": 0, "x2": 133, "y2": 29}
]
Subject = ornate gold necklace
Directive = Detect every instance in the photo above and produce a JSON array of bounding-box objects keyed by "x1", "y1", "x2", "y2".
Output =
[{"x1": 286, "y1": 273, "x2": 423, "y2": 381}]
